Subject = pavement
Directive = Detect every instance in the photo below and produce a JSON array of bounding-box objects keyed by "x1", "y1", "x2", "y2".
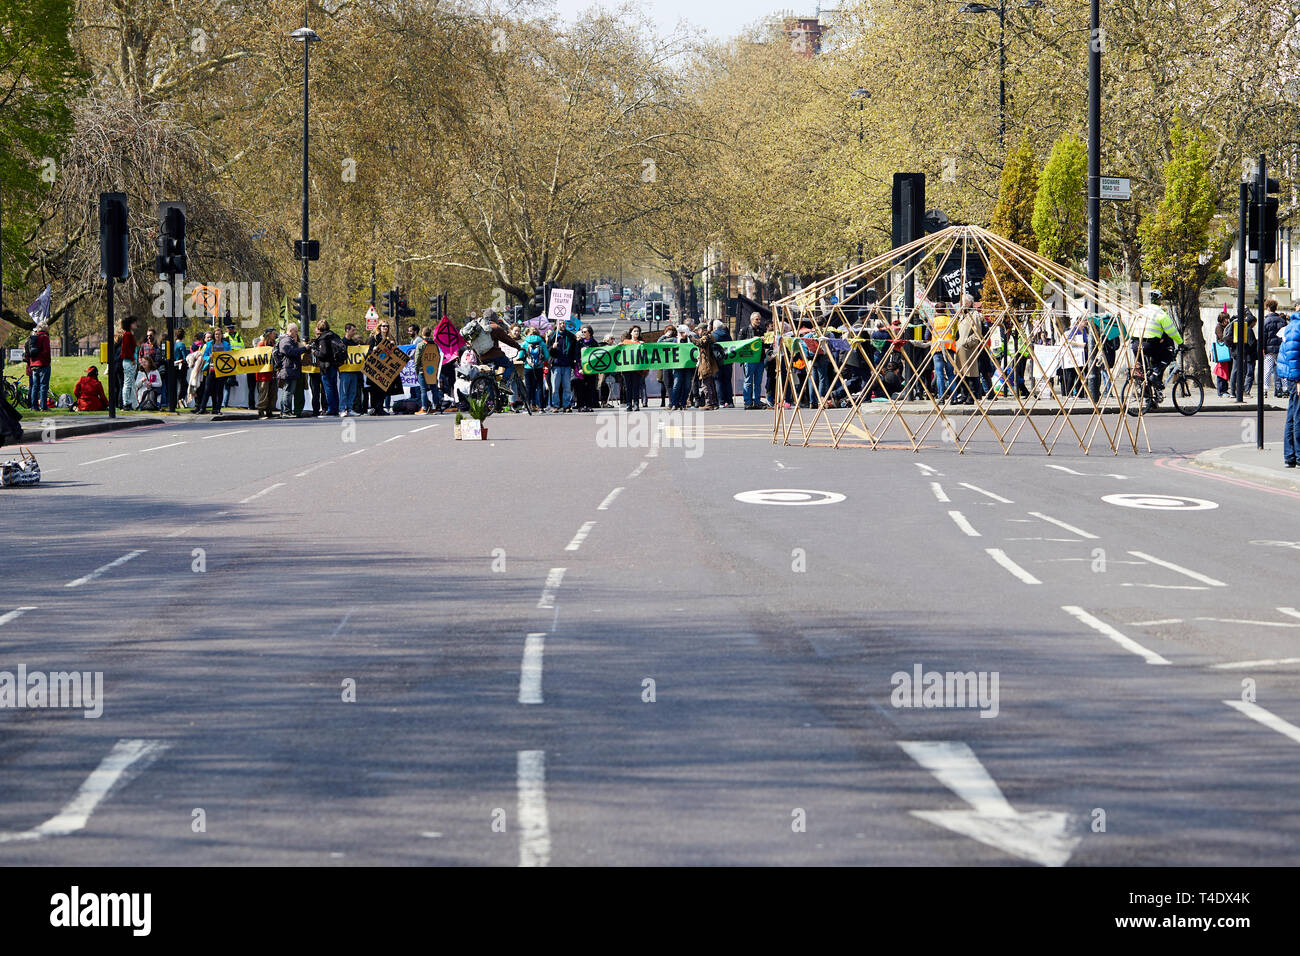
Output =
[
  {"x1": 2, "y1": 403, "x2": 1299, "y2": 867},
  {"x1": 1194, "y1": 441, "x2": 1300, "y2": 491}
]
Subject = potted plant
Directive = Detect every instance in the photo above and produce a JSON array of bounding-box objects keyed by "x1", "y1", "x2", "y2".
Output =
[
  {"x1": 464, "y1": 396, "x2": 493, "y2": 439},
  {"x1": 453, "y1": 410, "x2": 464, "y2": 439}
]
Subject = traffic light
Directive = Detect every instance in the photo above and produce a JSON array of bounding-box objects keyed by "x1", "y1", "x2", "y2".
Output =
[
  {"x1": 530, "y1": 284, "x2": 545, "y2": 316},
  {"x1": 397, "y1": 294, "x2": 414, "y2": 319},
  {"x1": 99, "y1": 192, "x2": 129, "y2": 281},
  {"x1": 429, "y1": 295, "x2": 438, "y2": 321},
  {"x1": 575, "y1": 283, "x2": 587, "y2": 315},
  {"x1": 292, "y1": 294, "x2": 305, "y2": 326},
  {"x1": 156, "y1": 202, "x2": 186, "y2": 276},
  {"x1": 381, "y1": 288, "x2": 397, "y2": 319},
  {"x1": 1249, "y1": 174, "x2": 1280, "y2": 264}
]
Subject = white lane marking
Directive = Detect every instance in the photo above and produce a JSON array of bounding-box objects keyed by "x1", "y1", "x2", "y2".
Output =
[
  {"x1": 166, "y1": 524, "x2": 196, "y2": 539},
  {"x1": 959, "y1": 482, "x2": 1013, "y2": 504},
  {"x1": 1129, "y1": 618, "x2": 1183, "y2": 626},
  {"x1": 930, "y1": 482, "x2": 950, "y2": 502},
  {"x1": 330, "y1": 610, "x2": 353, "y2": 637},
  {"x1": 382, "y1": 434, "x2": 403, "y2": 443},
  {"x1": 947, "y1": 511, "x2": 980, "y2": 537},
  {"x1": 915, "y1": 462, "x2": 939, "y2": 476},
  {"x1": 1223, "y1": 700, "x2": 1300, "y2": 746},
  {"x1": 1213, "y1": 657, "x2": 1300, "y2": 670},
  {"x1": 517, "y1": 750, "x2": 551, "y2": 867},
  {"x1": 79, "y1": 454, "x2": 129, "y2": 466},
  {"x1": 899, "y1": 741, "x2": 1080, "y2": 867},
  {"x1": 1128, "y1": 550, "x2": 1226, "y2": 587},
  {"x1": 295, "y1": 460, "x2": 335, "y2": 478},
  {"x1": 538, "y1": 568, "x2": 565, "y2": 609},
  {"x1": 1121, "y1": 583, "x2": 1209, "y2": 590},
  {"x1": 239, "y1": 482, "x2": 285, "y2": 504},
  {"x1": 519, "y1": 633, "x2": 546, "y2": 704},
  {"x1": 1062, "y1": 605, "x2": 1170, "y2": 665},
  {"x1": 627, "y1": 462, "x2": 648, "y2": 479},
  {"x1": 0, "y1": 607, "x2": 37, "y2": 627},
  {"x1": 1278, "y1": 607, "x2": 1300, "y2": 621},
  {"x1": 645, "y1": 441, "x2": 659, "y2": 458},
  {"x1": 986, "y1": 548, "x2": 1041, "y2": 585},
  {"x1": 775, "y1": 461, "x2": 786, "y2": 470},
  {"x1": 139, "y1": 441, "x2": 187, "y2": 453},
  {"x1": 1005, "y1": 537, "x2": 1080, "y2": 543},
  {"x1": 597, "y1": 487, "x2": 624, "y2": 511},
  {"x1": 1195, "y1": 616, "x2": 1300, "y2": 628},
  {"x1": 65, "y1": 550, "x2": 146, "y2": 589},
  {"x1": 201, "y1": 429, "x2": 249, "y2": 440},
  {"x1": 565, "y1": 521, "x2": 596, "y2": 551},
  {"x1": 345, "y1": 448, "x2": 366, "y2": 457},
  {"x1": 1046, "y1": 464, "x2": 1086, "y2": 476},
  {"x1": 409, "y1": 423, "x2": 439, "y2": 433},
  {"x1": 1028, "y1": 511, "x2": 1098, "y2": 539},
  {"x1": 0, "y1": 739, "x2": 170, "y2": 844}
]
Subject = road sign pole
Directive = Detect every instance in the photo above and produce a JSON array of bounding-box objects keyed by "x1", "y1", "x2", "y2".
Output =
[{"x1": 1256, "y1": 153, "x2": 1266, "y2": 449}]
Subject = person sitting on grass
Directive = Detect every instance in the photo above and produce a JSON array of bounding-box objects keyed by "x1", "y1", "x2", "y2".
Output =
[{"x1": 74, "y1": 366, "x2": 109, "y2": 411}]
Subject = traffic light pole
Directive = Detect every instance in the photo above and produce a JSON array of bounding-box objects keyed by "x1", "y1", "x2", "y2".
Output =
[
  {"x1": 1236, "y1": 183, "x2": 1247, "y2": 403},
  {"x1": 1256, "y1": 153, "x2": 1266, "y2": 449},
  {"x1": 299, "y1": 19, "x2": 312, "y2": 346}
]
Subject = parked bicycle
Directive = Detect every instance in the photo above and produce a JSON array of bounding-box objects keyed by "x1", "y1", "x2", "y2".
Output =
[{"x1": 2, "y1": 373, "x2": 32, "y2": 411}]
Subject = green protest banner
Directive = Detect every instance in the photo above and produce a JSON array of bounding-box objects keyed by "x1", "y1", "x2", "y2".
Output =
[{"x1": 581, "y1": 337, "x2": 761, "y2": 375}]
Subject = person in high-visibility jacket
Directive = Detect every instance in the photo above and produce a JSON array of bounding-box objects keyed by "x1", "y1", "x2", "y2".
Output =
[
  {"x1": 1129, "y1": 303, "x2": 1182, "y2": 390},
  {"x1": 930, "y1": 300, "x2": 959, "y2": 401}
]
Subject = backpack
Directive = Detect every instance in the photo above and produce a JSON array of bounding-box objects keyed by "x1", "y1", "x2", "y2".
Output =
[
  {"x1": 525, "y1": 341, "x2": 543, "y2": 368},
  {"x1": 24, "y1": 334, "x2": 40, "y2": 360},
  {"x1": 331, "y1": 336, "x2": 349, "y2": 366},
  {"x1": 462, "y1": 319, "x2": 494, "y2": 354}
]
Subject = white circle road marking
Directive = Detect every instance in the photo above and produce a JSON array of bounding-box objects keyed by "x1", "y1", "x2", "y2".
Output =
[
  {"x1": 1101, "y1": 494, "x2": 1218, "y2": 511},
  {"x1": 734, "y1": 489, "x2": 846, "y2": 506}
]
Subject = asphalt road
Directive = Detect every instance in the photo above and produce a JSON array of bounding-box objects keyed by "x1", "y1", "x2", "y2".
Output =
[{"x1": 1, "y1": 403, "x2": 1298, "y2": 866}]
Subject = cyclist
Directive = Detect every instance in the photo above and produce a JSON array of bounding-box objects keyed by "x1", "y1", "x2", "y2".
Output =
[{"x1": 1129, "y1": 298, "x2": 1183, "y2": 411}]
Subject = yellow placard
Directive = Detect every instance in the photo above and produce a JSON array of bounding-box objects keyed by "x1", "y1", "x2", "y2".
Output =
[
  {"x1": 337, "y1": 344, "x2": 368, "y2": 373},
  {"x1": 99, "y1": 342, "x2": 108, "y2": 363},
  {"x1": 213, "y1": 345, "x2": 271, "y2": 377}
]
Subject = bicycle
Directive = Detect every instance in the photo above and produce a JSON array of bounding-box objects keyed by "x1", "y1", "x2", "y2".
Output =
[
  {"x1": 467, "y1": 364, "x2": 530, "y2": 415},
  {"x1": 2, "y1": 373, "x2": 32, "y2": 410},
  {"x1": 1122, "y1": 344, "x2": 1203, "y2": 416}
]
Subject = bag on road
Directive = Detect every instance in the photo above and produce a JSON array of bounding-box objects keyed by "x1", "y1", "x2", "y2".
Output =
[{"x1": 1, "y1": 446, "x2": 41, "y2": 487}]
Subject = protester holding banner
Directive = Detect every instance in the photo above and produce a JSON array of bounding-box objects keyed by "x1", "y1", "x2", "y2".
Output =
[
  {"x1": 366, "y1": 322, "x2": 396, "y2": 415},
  {"x1": 24, "y1": 321, "x2": 52, "y2": 412},
  {"x1": 196, "y1": 327, "x2": 232, "y2": 414},
  {"x1": 255, "y1": 329, "x2": 278, "y2": 418},
  {"x1": 547, "y1": 322, "x2": 579, "y2": 412},
  {"x1": 519, "y1": 326, "x2": 550, "y2": 412},
  {"x1": 312, "y1": 319, "x2": 345, "y2": 418},
  {"x1": 620, "y1": 326, "x2": 647, "y2": 411},
  {"x1": 340, "y1": 323, "x2": 363, "y2": 415}
]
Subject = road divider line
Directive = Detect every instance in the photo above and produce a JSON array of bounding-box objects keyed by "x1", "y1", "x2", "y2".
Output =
[
  {"x1": 1062, "y1": 605, "x2": 1169, "y2": 665},
  {"x1": 1195, "y1": 616, "x2": 1300, "y2": 628},
  {"x1": 0, "y1": 607, "x2": 37, "y2": 627},
  {"x1": 930, "y1": 482, "x2": 950, "y2": 502},
  {"x1": 627, "y1": 462, "x2": 648, "y2": 479},
  {"x1": 79, "y1": 454, "x2": 129, "y2": 466},
  {"x1": 1223, "y1": 700, "x2": 1300, "y2": 745},
  {"x1": 597, "y1": 487, "x2": 624, "y2": 511},
  {"x1": 915, "y1": 463, "x2": 939, "y2": 476},
  {"x1": 519, "y1": 633, "x2": 545, "y2": 704},
  {"x1": 65, "y1": 550, "x2": 146, "y2": 589},
  {"x1": 1121, "y1": 583, "x2": 1209, "y2": 590},
  {"x1": 1128, "y1": 550, "x2": 1226, "y2": 587},
  {"x1": 565, "y1": 521, "x2": 596, "y2": 551},
  {"x1": 517, "y1": 750, "x2": 550, "y2": 867},
  {"x1": 140, "y1": 441, "x2": 187, "y2": 453},
  {"x1": 0, "y1": 739, "x2": 170, "y2": 844},
  {"x1": 1028, "y1": 511, "x2": 1098, "y2": 539},
  {"x1": 201, "y1": 429, "x2": 248, "y2": 440},
  {"x1": 986, "y1": 548, "x2": 1041, "y2": 584},
  {"x1": 409, "y1": 423, "x2": 439, "y2": 433},
  {"x1": 295, "y1": 461, "x2": 335, "y2": 478},
  {"x1": 239, "y1": 482, "x2": 285, "y2": 504},
  {"x1": 959, "y1": 482, "x2": 1013, "y2": 503},
  {"x1": 948, "y1": 511, "x2": 980, "y2": 537},
  {"x1": 330, "y1": 610, "x2": 353, "y2": 638},
  {"x1": 1213, "y1": 657, "x2": 1300, "y2": 670},
  {"x1": 538, "y1": 568, "x2": 565, "y2": 609},
  {"x1": 382, "y1": 434, "x2": 404, "y2": 443},
  {"x1": 1046, "y1": 464, "x2": 1086, "y2": 476},
  {"x1": 1129, "y1": 618, "x2": 1183, "y2": 626}
]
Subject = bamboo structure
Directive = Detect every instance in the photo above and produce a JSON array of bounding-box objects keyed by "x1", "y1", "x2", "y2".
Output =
[{"x1": 770, "y1": 224, "x2": 1156, "y2": 454}]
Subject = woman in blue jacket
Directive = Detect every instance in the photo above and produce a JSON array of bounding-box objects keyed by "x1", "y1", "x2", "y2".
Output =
[{"x1": 1277, "y1": 311, "x2": 1300, "y2": 468}]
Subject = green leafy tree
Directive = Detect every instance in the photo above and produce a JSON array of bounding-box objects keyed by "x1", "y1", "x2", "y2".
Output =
[
  {"x1": 1032, "y1": 134, "x2": 1087, "y2": 267},
  {"x1": 0, "y1": 0, "x2": 80, "y2": 331},
  {"x1": 986, "y1": 138, "x2": 1039, "y2": 308},
  {"x1": 1139, "y1": 123, "x2": 1216, "y2": 384}
]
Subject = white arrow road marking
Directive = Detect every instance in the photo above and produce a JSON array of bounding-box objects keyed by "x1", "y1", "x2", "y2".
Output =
[
  {"x1": 930, "y1": 482, "x2": 949, "y2": 502},
  {"x1": 915, "y1": 462, "x2": 939, "y2": 476},
  {"x1": 1047, "y1": 464, "x2": 1128, "y2": 479},
  {"x1": 517, "y1": 750, "x2": 550, "y2": 867},
  {"x1": 985, "y1": 548, "x2": 1040, "y2": 584},
  {"x1": 1223, "y1": 701, "x2": 1300, "y2": 746},
  {"x1": 1062, "y1": 605, "x2": 1170, "y2": 665},
  {"x1": 1028, "y1": 511, "x2": 1098, "y2": 539},
  {"x1": 959, "y1": 482, "x2": 1013, "y2": 503},
  {"x1": 65, "y1": 550, "x2": 146, "y2": 589},
  {"x1": 519, "y1": 633, "x2": 545, "y2": 704},
  {"x1": 899, "y1": 741, "x2": 1081, "y2": 867},
  {"x1": 1278, "y1": 607, "x2": 1300, "y2": 621},
  {"x1": 0, "y1": 739, "x2": 169, "y2": 844},
  {"x1": 0, "y1": 607, "x2": 37, "y2": 627},
  {"x1": 1128, "y1": 551, "x2": 1226, "y2": 587}
]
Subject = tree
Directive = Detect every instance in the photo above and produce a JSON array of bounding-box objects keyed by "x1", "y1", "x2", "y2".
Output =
[
  {"x1": 986, "y1": 138, "x2": 1038, "y2": 307},
  {"x1": 1139, "y1": 123, "x2": 1216, "y2": 384},
  {"x1": 1032, "y1": 134, "x2": 1087, "y2": 267}
]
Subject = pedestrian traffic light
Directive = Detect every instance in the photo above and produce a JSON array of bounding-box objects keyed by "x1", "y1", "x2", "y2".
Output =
[
  {"x1": 156, "y1": 202, "x2": 187, "y2": 276},
  {"x1": 1248, "y1": 174, "x2": 1280, "y2": 264}
]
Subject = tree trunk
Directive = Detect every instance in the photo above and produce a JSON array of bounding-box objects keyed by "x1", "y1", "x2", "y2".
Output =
[{"x1": 1175, "y1": 283, "x2": 1211, "y2": 386}]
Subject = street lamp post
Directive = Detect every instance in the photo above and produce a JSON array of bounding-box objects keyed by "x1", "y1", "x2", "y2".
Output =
[
  {"x1": 851, "y1": 88, "x2": 871, "y2": 266},
  {"x1": 1087, "y1": 0, "x2": 1101, "y2": 306},
  {"x1": 958, "y1": 1, "x2": 1040, "y2": 149},
  {"x1": 291, "y1": 21, "x2": 319, "y2": 352}
]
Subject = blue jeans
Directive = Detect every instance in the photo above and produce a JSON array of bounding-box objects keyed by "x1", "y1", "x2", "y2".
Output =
[
  {"x1": 550, "y1": 366, "x2": 573, "y2": 409},
  {"x1": 671, "y1": 368, "x2": 693, "y2": 407},
  {"x1": 120, "y1": 360, "x2": 137, "y2": 408},
  {"x1": 320, "y1": 367, "x2": 340, "y2": 416},
  {"x1": 1285, "y1": 388, "x2": 1300, "y2": 465},
  {"x1": 339, "y1": 372, "x2": 361, "y2": 413},
  {"x1": 743, "y1": 362, "x2": 763, "y2": 407},
  {"x1": 933, "y1": 352, "x2": 953, "y2": 398},
  {"x1": 29, "y1": 366, "x2": 51, "y2": 411}
]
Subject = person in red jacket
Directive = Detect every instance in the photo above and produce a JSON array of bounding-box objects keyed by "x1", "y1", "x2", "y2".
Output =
[
  {"x1": 74, "y1": 366, "x2": 109, "y2": 411},
  {"x1": 26, "y1": 321, "x2": 52, "y2": 410}
]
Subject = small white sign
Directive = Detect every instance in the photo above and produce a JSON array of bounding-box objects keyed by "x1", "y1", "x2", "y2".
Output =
[
  {"x1": 547, "y1": 288, "x2": 574, "y2": 323},
  {"x1": 1100, "y1": 177, "x2": 1131, "y2": 201},
  {"x1": 364, "y1": 304, "x2": 380, "y2": 331},
  {"x1": 460, "y1": 419, "x2": 482, "y2": 440},
  {"x1": 8, "y1": 349, "x2": 23, "y2": 362}
]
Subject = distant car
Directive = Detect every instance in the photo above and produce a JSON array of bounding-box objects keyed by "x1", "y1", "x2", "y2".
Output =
[{"x1": 598, "y1": 303, "x2": 613, "y2": 314}]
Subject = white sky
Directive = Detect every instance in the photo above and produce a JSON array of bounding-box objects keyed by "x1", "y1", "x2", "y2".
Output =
[{"x1": 549, "y1": 0, "x2": 806, "y2": 40}]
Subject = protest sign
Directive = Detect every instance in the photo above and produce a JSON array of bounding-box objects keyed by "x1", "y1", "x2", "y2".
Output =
[{"x1": 363, "y1": 338, "x2": 406, "y2": 390}]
